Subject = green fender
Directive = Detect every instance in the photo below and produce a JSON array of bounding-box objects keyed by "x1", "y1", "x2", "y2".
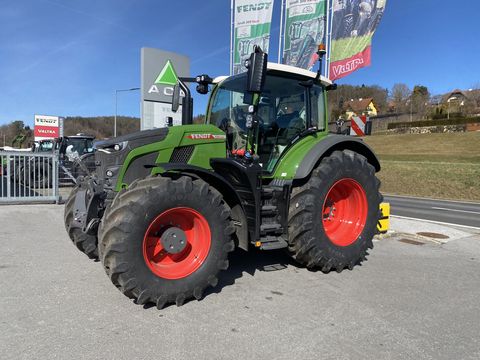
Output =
[{"x1": 268, "y1": 134, "x2": 380, "y2": 181}]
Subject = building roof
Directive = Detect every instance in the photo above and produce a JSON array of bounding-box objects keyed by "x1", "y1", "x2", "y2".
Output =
[
  {"x1": 441, "y1": 88, "x2": 480, "y2": 103},
  {"x1": 345, "y1": 98, "x2": 375, "y2": 112}
]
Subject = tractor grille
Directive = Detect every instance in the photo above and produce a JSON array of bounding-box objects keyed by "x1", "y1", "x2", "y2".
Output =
[{"x1": 169, "y1": 146, "x2": 194, "y2": 163}]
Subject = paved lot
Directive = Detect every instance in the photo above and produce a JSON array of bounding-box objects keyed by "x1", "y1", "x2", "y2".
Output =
[{"x1": 1, "y1": 205, "x2": 480, "y2": 360}]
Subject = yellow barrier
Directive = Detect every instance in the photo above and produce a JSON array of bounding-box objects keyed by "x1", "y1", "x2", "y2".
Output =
[{"x1": 377, "y1": 202, "x2": 390, "y2": 234}]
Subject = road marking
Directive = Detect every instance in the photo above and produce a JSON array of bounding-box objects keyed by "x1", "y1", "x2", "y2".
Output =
[
  {"x1": 431, "y1": 207, "x2": 480, "y2": 215},
  {"x1": 391, "y1": 215, "x2": 480, "y2": 231},
  {"x1": 384, "y1": 194, "x2": 480, "y2": 205}
]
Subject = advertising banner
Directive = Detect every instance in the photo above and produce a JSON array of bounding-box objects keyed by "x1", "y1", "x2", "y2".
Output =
[
  {"x1": 282, "y1": 0, "x2": 326, "y2": 70},
  {"x1": 329, "y1": 0, "x2": 387, "y2": 80},
  {"x1": 140, "y1": 48, "x2": 190, "y2": 130},
  {"x1": 34, "y1": 115, "x2": 63, "y2": 141},
  {"x1": 233, "y1": 0, "x2": 274, "y2": 74}
]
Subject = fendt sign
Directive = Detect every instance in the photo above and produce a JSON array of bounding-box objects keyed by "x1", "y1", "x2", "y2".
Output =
[
  {"x1": 34, "y1": 115, "x2": 64, "y2": 141},
  {"x1": 141, "y1": 48, "x2": 190, "y2": 130}
]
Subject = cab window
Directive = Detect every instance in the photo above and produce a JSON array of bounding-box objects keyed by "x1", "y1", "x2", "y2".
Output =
[{"x1": 208, "y1": 73, "x2": 325, "y2": 171}]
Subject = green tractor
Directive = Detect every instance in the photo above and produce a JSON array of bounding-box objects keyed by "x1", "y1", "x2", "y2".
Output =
[{"x1": 65, "y1": 48, "x2": 382, "y2": 308}]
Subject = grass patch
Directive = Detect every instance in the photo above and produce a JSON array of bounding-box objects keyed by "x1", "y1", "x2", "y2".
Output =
[{"x1": 363, "y1": 132, "x2": 480, "y2": 201}]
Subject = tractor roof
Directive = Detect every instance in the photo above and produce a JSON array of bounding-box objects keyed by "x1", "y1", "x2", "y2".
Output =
[{"x1": 213, "y1": 62, "x2": 332, "y2": 87}]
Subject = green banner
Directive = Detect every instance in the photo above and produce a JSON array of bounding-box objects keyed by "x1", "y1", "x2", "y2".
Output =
[
  {"x1": 233, "y1": 0, "x2": 274, "y2": 74},
  {"x1": 283, "y1": 0, "x2": 327, "y2": 70}
]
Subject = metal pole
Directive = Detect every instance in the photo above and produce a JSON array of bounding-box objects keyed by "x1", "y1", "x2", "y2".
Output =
[
  {"x1": 230, "y1": 0, "x2": 234, "y2": 76},
  {"x1": 410, "y1": 99, "x2": 413, "y2": 121},
  {"x1": 114, "y1": 88, "x2": 140, "y2": 138},
  {"x1": 325, "y1": 0, "x2": 335, "y2": 79},
  {"x1": 324, "y1": 0, "x2": 331, "y2": 77},
  {"x1": 278, "y1": 0, "x2": 285, "y2": 63},
  {"x1": 114, "y1": 90, "x2": 118, "y2": 138}
]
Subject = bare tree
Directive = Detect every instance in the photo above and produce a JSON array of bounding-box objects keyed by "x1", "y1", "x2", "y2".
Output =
[{"x1": 391, "y1": 83, "x2": 410, "y2": 113}]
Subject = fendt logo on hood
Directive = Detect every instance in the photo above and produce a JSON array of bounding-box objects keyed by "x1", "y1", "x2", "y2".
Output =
[
  {"x1": 148, "y1": 60, "x2": 179, "y2": 95},
  {"x1": 186, "y1": 134, "x2": 226, "y2": 140}
]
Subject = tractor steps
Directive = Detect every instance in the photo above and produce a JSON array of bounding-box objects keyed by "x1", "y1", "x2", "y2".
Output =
[
  {"x1": 256, "y1": 185, "x2": 288, "y2": 250},
  {"x1": 260, "y1": 222, "x2": 282, "y2": 234},
  {"x1": 261, "y1": 205, "x2": 277, "y2": 216},
  {"x1": 258, "y1": 235, "x2": 288, "y2": 250}
]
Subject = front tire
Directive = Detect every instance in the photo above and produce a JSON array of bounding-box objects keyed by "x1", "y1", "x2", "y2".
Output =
[
  {"x1": 98, "y1": 176, "x2": 235, "y2": 308},
  {"x1": 64, "y1": 179, "x2": 99, "y2": 259},
  {"x1": 287, "y1": 150, "x2": 382, "y2": 272}
]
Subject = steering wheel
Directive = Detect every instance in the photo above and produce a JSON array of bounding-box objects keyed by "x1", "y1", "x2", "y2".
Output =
[{"x1": 288, "y1": 116, "x2": 306, "y2": 131}]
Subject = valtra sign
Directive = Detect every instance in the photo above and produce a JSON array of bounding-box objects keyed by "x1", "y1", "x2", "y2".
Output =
[{"x1": 34, "y1": 115, "x2": 63, "y2": 141}]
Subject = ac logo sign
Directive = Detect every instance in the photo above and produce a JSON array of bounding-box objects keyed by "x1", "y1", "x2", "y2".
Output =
[{"x1": 148, "y1": 60, "x2": 184, "y2": 96}]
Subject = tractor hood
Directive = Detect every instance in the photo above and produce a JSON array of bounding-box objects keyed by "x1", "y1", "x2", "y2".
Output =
[
  {"x1": 94, "y1": 125, "x2": 227, "y2": 192},
  {"x1": 95, "y1": 127, "x2": 169, "y2": 151}
]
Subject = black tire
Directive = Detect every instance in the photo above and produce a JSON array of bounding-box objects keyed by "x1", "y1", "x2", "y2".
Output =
[
  {"x1": 98, "y1": 176, "x2": 235, "y2": 309},
  {"x1": 33, "y1": 162, "x2": 52, "y2": 188},
  {"x1": 64, "y1": 180, "x2": 99, "y2": 259},
  {"x1": 287, "y1": 150, "x2": 382, "y2": 272}
]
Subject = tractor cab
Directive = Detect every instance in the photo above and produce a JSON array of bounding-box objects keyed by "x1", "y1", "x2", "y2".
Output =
[{"x1": 207, "y1": 62, "x2": 331, "y2": 172}]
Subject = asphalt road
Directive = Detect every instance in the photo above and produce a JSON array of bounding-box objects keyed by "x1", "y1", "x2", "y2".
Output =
[
  {"x1": 385, "y1": 195, "x2": 480, "y2": 229},
  {"x1": 1, "y1": 205, "x2": 480, "y2": 359}
]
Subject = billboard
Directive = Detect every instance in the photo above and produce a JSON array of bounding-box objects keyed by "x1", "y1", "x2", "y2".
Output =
[
  {"x1": 141, "y1": 48, "x2": 190, "y2": 130},
  {"x1": 34, "y1": 115, "x2": 63, "y2": 141},
  {"x1": 329, "y1": 0, "x2": 387, "y2": 80},
  {"x1": 232, "y1": 0, "x2": 274, "y2": 74},
  {"x1": 282, "y1": 0, "x2": 326, "y2": 70}
]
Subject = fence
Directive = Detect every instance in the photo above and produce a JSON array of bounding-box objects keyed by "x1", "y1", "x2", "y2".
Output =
[{"x1": 0, "y1": 151, "x2": 59, "y2": 204}]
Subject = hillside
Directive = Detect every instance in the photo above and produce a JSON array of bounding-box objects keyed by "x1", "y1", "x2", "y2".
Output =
[
  {"x1": 64, "y1": 116, "x2": 140, "y2": 139},
  {"x1": 364, "y1": 132, "x2": 480, "y2": 200}
]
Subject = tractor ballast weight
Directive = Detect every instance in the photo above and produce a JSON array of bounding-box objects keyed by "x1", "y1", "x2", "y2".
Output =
[{"x1": 65, "y1": 47, "x2": 383, "y2": 308}]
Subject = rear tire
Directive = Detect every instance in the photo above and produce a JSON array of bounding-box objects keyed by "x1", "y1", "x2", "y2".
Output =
[
  {"x1": 64, "y1": 179, "x2": 99, "y2": 259},
  {"x1": 287, "y1": 150, "x2": 382, "y2": 272},
  {"x1": 98, "y1": 176, "x2": 235, "y2": 308}
]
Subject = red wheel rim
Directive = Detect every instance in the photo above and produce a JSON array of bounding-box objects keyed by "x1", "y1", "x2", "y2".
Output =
[
  {"x1": 322, "y1": 178, "x2": 368, "y2": 247},
  {"x1": 143, "y1": 207, "x2": 211, "y2": 280}
]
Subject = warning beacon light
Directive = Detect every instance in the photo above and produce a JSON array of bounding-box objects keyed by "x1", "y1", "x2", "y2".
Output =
[{"x1": 317, "y1": 43, "x2": 327, "y2": 58}]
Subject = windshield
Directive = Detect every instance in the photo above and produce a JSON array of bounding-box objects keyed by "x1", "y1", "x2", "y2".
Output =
[
  {"x1": 208, "y1": 73, "x2": 325, "y2": 171},
  {"x1": 65, "y1": 138, "x2": 94, "y2": 156},
  {"x1": 39, "y1": 141, "x2": 54, "y2": 152}
]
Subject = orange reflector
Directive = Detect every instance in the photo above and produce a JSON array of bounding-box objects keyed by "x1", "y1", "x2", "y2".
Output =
[{"x1": 255, "y1": 241, "x2": 261, "y2": 247}]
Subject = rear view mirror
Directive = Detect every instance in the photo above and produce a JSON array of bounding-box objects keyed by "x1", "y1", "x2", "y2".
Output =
[
  {"x1": 245, "y1": 46, "x2": 268, "y2": 94},
  {"x1": 171, "y1": 84, "x2": 180, "y2": 112}
]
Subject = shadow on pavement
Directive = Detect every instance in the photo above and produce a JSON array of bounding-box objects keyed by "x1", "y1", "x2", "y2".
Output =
[{"x1": 142, "y1": 247, "x2": 299, "y2": 309}]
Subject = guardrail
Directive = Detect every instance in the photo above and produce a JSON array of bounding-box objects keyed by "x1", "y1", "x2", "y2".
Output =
[{"x1": 0, "y1": 151, "x2": 59, "y2": 203}]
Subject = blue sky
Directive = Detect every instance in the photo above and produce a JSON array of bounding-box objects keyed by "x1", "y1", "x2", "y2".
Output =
[{"x1": 0, "y1": 0, "x2": 479, "y2": 126}]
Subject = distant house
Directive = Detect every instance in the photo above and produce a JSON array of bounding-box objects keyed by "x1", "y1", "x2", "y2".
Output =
[
  {"x1": 442, "y1": 89, "x2": 480, "y2": 116},
  {"x1": 443, "y1": 89, "x2": 469, "y2": 106},
  {"x1": 344, "y1": 98, "x2": 378, "y2": 119}
]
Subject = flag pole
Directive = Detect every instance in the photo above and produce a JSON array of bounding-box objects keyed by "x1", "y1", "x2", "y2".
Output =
[
  {"x1": 324, "y1": 0, "x2": 330, "y2": 77},
  {"x1": 230, "y1": 0, "x2": 234, "y2": 75},
  {"x1": 278, "y1": 0, "x2": 285, "y2": 63},
  {"x1": 326, "y1": 0, "x2": 334, "y2": 79}
]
